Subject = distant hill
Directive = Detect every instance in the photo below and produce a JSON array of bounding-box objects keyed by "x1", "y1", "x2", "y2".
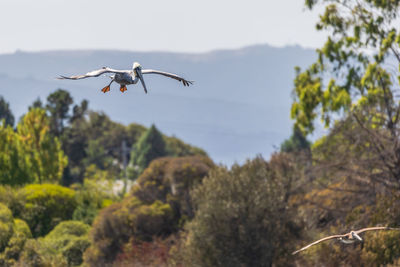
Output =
[{"x1": 0, "y1": 44, "x2": 316, "y2": 165}]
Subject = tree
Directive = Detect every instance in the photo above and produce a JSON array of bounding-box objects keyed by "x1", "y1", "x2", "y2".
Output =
[
  {"x1": 0, "y1": 124, "x2": 31, "y2": 185},
  {"x1": 0, "y1": 96, "x2": 14, "y2": 127},
  {"x1": 128, "y1": 124, "x2": 167, "y2": 178},
  {"x1": 181, "y1": 156, "x2": 304, "y2": 267},
  {"x1": 46, "y1": 89, "x2": 73, "y2": 136},
  {"x1": 17, "y1": 108, "x2": 67, "y2": 184},
  {"x1": 69, "y1": 99, "x2": 88, "y2": 124},
  {"x1": 292, "y1": 0, "x2": 400, "y2": 134},
  {"x1": 28, "y1": 97, "x2": 43, "y2": 111},
  {"x1": 280, "y1": 125, "x2": 311, "y2": 153}
]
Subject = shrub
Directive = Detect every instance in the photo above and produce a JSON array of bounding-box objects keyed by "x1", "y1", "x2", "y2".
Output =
[
  {"x1": 132, "y1": 156, "x2": 214, "y2": 220},
  {"x1": 1, "y1": 219, "x2": 32, "y2": 266},
  {"x1": 0, "y1": 204, "x2": 14, "y2": 252},
  {"x1": 16, "y1": 184, "x2": 77, "y2": 237}
]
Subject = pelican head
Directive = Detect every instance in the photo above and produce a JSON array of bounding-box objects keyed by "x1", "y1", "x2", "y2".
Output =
[
  {"x1": 350, "y1": 231, "x2": 363, "y2": 242},
  {"x1": 133, "y1": 62, "x2": 142, "y2": 70},
  {"x1": 132, "y1": 62, "x2": 147, "y2": 94}
]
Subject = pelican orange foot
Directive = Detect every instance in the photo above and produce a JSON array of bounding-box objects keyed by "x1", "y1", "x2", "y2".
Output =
[
  {"x1": 120, "y1": 85, "x2": 127, "y2": 92},
  {"x1": 101, "y1": 86, "x2": 111, "y2": 93}
]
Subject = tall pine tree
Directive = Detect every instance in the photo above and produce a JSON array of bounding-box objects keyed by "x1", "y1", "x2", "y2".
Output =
[{"x1": 128, "y1": 124, "x2": 166, "y2": 178}]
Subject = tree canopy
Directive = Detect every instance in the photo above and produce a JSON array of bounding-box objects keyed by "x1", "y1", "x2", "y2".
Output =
[
  {"x1": 292, "y1": 0, "x2": 400, "y2": 134},
  {"x1": 0, "y1": 96, "x2": 14, "y2": 127}
]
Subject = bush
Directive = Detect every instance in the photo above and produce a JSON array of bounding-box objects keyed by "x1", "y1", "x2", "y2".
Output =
[
  {"x1": 84, "y1": 197, "x2": 174, "y2": 266},
  {"x1": 15, "y1": 184, "x2": 77, "y2": 237},
  {"x1": 72, "y1": 177, "x2": 115, "y2": 225},
  {"x1": 132, "y1": 156, "x2": 214, "y2": 220},
  {"x1": 1, "y1": 219, "x2": 32, "y2": 266},
  {"x1": 0, "y1": 204, "x2": 32, "y2": 266},
  {"x1": 17, "y1": 221, "x2": 90, "y2": 267}
]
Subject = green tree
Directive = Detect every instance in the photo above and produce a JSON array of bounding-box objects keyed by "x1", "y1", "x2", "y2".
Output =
[
  {"x1": 69, "y1": 99, "x2": 88, "y2": 123},
  {"x1": 0, "y1": 96, "x2": 14, "y2": 127},
  {"x1": 17, "y1": 108, "x2": 68, "y2": 184},
  {"x1": 128, "y1": 124, "x2": 167, "y2": 178},
  {"x1": 292, "y1": 0, "x2": 400, "y2": 134},
  {"x1": 181, "y1": 156, "x2": 304, "y2": 267},
  {"x1": 29, "y1": 97, "x2": 43, "y2": 111},
  {"x1": 0, "y1": 124, "x2": 32, "y2": 185},
  {"x1": 46, "y1": 89, "x2": 73, "y2": 136},
  {"x1": 280, "y1": 125, "x2": 311, "y2": 153}
]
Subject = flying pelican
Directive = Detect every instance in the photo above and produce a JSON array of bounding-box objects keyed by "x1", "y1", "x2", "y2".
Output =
[
  {"x1": 58, "y1": 62, "x2": 193, "y2": 93},
  {"x1": 292, "y1": 227, "x2": 400, "y2": 255}
]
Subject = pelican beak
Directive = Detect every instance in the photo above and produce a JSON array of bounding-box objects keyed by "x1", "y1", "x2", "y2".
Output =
[
  {"x1": 136, "y1": 68, "x2": 147, "y2": 94},
  {"x1": 352, "y1": 232, "x2": 363, "y2": 242}
]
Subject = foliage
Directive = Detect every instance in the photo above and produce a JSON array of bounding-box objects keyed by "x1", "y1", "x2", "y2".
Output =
[
  {"x1": 33, "y1": 221, "x2": 91, "y2": 266},
  {"x1": 29, "y1": 97, "x2": 44, "y2": 111},
  {"x1": 0, "y1": 204, "x2": 14, "y2": 252},
  {"x1": 18, "y1": 238, "x2": 67, "y2": 267},
  {"x1": 128, "y1": 124, "x2": 167, "y2": 178},
  {"x1": 15, "y1": 184, "x2": 77, "y2": 237},
  {"x1": 292, "y1": 0, "x2": 400, "y2": 134},
  {"x1": 82, "y1": 202, "x2": 130, "y2": 266},
  {"x1": 0, "y1": 203, "x2": 32, "y2": 266},
  {"x1": 46, "y1": 89, "x2": 73, "y2": 137},
  {"x1": 0, "y1": 219, "x2": 32, "y2": 266},
  {"x1": 16, "y1": 221, "x2": 90, "y2": 267},
  {"x1": 132, "y1": 155, "x2": 214, "y2": 220},
  {"x1": 61, "y1": 110, "x2": 146, "y2": 183},
  {"x1": 0, "y1": 95, "x2": 15, "y2": 127},
  {"x1": 280, "y1": 125, "x2": 311, "y2": 153},
  {"x1": 83, "y1": 196, "x2": 174, "y2": 266},
  {"x1": 17, "y1": 108, "x2": 68, "y2": 184},
  {"x1": 114, "y1": 236, "x2": 177, "y2": 267},
  {"x1": 72, "y1": 174, "x2": 116, "y2": 225},
  {"x1": 82, "y1": 140, "x2": 113, "y2": 170},
  {"x1": 0, "y1": 108, "x2": 67, "y2": 185},
  {"x1": 288, "y1": 3, "x2": 400, "y2": 263},
  {"x1": 164, "y1": 135, "x2": 207, "y2": 157},
  {"x1": 0, "y1": 124, "x2": 32, "y2": 185},
  {"x1": 181, "y1": 156, "x2": 304, "y2": 267}
]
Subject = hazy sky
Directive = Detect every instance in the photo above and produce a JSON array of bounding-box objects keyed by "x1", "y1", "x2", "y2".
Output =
[{"x1": 0, "y1": 0, "x2": 326, "y2": 54}]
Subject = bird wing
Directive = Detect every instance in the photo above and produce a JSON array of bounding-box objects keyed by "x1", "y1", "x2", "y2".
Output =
[
  {"x1": 292, "y1": 234, "x2": 347, "y2": 255},
  {"x1": 58, "y1": 67, "x2": 128, "y2": 80},
  {"x1": 355, "y1": 227, "x2": 400, "y2": 235},
  {"x1": 141, "y1": 69, "x2": 193, "y2": 86}
]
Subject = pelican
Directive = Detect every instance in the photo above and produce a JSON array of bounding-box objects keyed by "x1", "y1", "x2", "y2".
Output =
[
  {"x1": 292, "y1": 227, "x2": 400, "y2": 255},
  {"x1": 58, "y1": 62, "x2": 193, "y2": 93}
]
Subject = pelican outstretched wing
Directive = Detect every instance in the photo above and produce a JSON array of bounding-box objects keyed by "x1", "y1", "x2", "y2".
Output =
[
  {"x1": 292, "y1": 234, "x2": 346, "y2": 255},
  {"x1": 355, "y1": 227, "x2": 400, "y2": 235},
  {"x1": 141, "y1": 69, "x2": 193, "y2": 86},
  {"x1": 58, "y1": 67, "x2": 128, "y2": 80}
]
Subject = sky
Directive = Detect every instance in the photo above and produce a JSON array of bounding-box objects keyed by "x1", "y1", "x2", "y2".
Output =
[{"x1": 0, "y1": 0, "x2": 326, "y2": 54}]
